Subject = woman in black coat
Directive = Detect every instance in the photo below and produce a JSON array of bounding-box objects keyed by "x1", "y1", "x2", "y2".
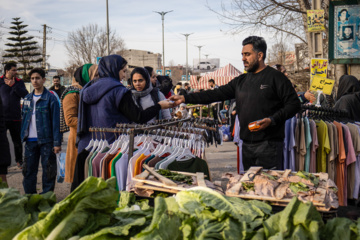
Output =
[{"x1": 334, "y1": 75, "x2": 360, "y2": 121}]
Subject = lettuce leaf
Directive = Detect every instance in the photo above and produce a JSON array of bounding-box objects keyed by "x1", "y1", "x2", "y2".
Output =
[
  {"x1": 14, "y1": 177, "x2": 119, "y2": 240},
  {"x1": 133, "y1": 197, "x2": 183, "y2": 240},
  {"x1": 0, "y1": 188, "x2": 30, "y2": 240}
]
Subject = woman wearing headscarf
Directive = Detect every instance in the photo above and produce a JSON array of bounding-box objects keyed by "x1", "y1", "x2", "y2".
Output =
[
  {"x1": 77, "y1": 55, "x2": 173, "y2": 154},
  {"x1": 130, "y1": 67, "x2": 171, "y2": 123},
  {"x1": 60, "y1": 63, "x2": 98, "y2": 183},
  {"x1": 334, "y1": 75, "x2": 360, "y2": 121}
]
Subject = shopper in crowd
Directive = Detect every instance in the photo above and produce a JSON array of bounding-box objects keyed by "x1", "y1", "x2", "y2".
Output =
[
  {"x1": 184, "y1": 82, "x2": 192, "y2": 94},
  {"x1": 208, "y1": 79, "x2": 221, "y2": 120},
  {"x1": 21, "y1": 68, "x2": 61, "y2": 194},
  {"x1": 60, "y1": 63, "x2": 98, "y2": 184},
  {"x1": 334, "y1": 75, "x2": 360, "y2": 121},
  {"x1": 49, "y1": 75, "x2": 66, "y2": 99},
  {"x1": 170, "y1": 36, "x2": 300, "y2": 170},
  {"x1": 174, "y1": 82, "x2": 186, "y2": 95},
  {"x1": 77, "y1": 55, "x2": 173, "y2": 153},
  {"x1": 145, "y1": 66, "x2": 173, "y2": 97},
  {"x1": 0, "y1": 96, "x2": 11, "y2": 184},
  {"x1": 130, "y1": 67, "x2": 171, "y2": 123},
  {"x1": 208, "y1": 79, "x2": 218, "y2": 89},
  {"x1": 0, "y1": 62, "x2": 28, "y2": 169}
]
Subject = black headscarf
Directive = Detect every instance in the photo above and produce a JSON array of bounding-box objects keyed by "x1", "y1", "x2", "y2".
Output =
[
  {"x1": 74, "y1": 66, "x2": 85, "y2": 87},
  {"x1": 98, "y1": 54, "x2": 127, "y2": 80},
  {"x1": 337, "y1": 75, "x2": 360, "y2": 100}
]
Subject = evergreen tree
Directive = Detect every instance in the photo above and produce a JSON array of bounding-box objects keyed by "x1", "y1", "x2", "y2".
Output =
[{"x1": 2, "y1": 17, "x2": 42, "y2": 81}]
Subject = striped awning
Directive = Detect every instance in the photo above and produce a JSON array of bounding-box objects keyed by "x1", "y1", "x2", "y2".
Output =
[{"x1": 190, "y1": 63, "x2": 242, "y2": 90}]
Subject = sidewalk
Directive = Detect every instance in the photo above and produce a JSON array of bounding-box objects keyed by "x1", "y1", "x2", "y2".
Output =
[{"x1": 6, "y1": 134, "x2": 238, "y2": 202}]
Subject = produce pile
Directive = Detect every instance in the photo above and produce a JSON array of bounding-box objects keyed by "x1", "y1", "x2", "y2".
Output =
[
  {"x1": 225, "y1": 170, "x2": 338, "y2": 210},
  {"x1": 1, "y1": 176, "x2": 360, "y2": 240}
]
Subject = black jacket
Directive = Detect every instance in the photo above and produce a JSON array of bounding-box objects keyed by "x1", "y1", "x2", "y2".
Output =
[
  {"x1": 49, "y1": 85, "x2": 66, "y2": 98},
  {"x1": 0, "y1": 96, "x2": 11, "y2": 174},
  {"x1": 0, "y1": 76, "x2": 29, "y2": 121},
  {"x1": 334, "y1": 93, "x2": 360, "y2": 121},
  {"x1": 185, "y1": 66, "x2": 301, "y2": 142}
]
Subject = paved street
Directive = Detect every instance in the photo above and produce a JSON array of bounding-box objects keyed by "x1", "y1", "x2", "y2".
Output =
[{"x1": 6, "y1": 132, "x2": 238, "y2": 202}]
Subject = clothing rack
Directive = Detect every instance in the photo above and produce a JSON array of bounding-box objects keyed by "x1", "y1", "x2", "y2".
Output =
[
  {"x1": 300, "y1": 105, "x2": 350, "y2": 121},
  {"x1": 89, "y1": 118, "x2": 219, "y2": 162}
]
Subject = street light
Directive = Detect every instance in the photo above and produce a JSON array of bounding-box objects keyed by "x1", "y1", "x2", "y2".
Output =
[
  {"x1": 195, "y1": 45, "x2": 204, "y2": 70},
  {"x1": 106, "y1": 0, "x2": 110, "y2": 55},
  {"x1": 154, "y1": 10, "x2": 173, "y2": 75},
  {"x1": 181, "y1": 33, "x2": 193, "y2": 81}
]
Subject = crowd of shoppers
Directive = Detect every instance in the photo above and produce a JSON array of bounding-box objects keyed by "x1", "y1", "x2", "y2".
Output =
[{"x1": 1, "y1": 35, "x2": 360, "y2": 192}]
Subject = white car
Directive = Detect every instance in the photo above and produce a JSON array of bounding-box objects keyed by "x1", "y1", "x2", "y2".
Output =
[{"x1": 197, "y1": 61, "x2": 216, "y2": 70}]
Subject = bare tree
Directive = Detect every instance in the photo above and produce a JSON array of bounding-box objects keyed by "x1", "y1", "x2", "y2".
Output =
[
  {"x1": 267, "y1": 42, "x2": 289, "y2": 66},
  {"x1": 65, "y1": 23, "x2": 126, "y2": 65},
  {"x1": 207, "y1": 0, "x2": 329, "y2": 46}
]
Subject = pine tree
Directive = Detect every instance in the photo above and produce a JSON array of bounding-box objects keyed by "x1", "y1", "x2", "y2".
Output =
[{"x1": 2, "y1": 17, "x2": 42, "y2": 81}]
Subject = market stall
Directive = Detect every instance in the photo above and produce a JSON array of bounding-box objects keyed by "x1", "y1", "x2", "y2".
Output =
[{"x1": 190, "y1": 63, "x2": 242, "y2": 90}]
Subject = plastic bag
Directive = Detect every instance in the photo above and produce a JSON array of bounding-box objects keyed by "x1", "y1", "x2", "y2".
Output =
[{"x1": 56, "y1": 152, "x2": 66, "y2": 183}]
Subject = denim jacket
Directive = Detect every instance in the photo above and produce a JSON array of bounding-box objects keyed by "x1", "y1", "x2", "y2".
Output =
[{"x1": 21, "y1": 88, "x2": 61, "y2": 146}]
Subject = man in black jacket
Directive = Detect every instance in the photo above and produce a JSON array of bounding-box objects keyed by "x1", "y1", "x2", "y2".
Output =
[
  {"x1": 0, "y1": 63, "x2": 28, "y2": 168},
  {"x1": 49, "y1": 75, "x2": 66, "y2": 98},
  {"x1": 170, "y1": 36, "x2": 301, "y2": 170}
]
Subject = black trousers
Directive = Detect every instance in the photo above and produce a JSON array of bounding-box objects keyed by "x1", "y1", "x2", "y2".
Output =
[
  {"x1": 242, "y1": 140, "x2": 283, "y2": 170},
  {"x1": 5, "y1": 120, "x2": 23, "y2": 163}
]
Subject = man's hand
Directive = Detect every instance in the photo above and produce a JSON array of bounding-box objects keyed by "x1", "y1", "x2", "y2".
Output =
[
  {"x1": 4, "y1": 77, "x2": 15, "y2": 87},
  {"x1": 158, "y1": 99, "x2": 174, "y2": 109},
  {"x1": 304, "y1": 90, "x2": 316, "y2": 103},
  {"x1": 231, "y1": 110, "x2": 236, "y2": 116},
  {"x1": 53, "y1": 146, "x2": 61, "y2": 154},
  {"x1": 169, "y1": 95, "x2": 185, "y2": 107},
  {"x1": 250, "y1": 118, "x2": 272, "y2": 132}
]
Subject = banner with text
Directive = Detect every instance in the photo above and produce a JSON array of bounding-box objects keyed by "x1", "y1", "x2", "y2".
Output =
[
  {"x1": 311, "y1": 58, "x2": 328, "y2": 81},
  {"x1": 310, "y1": 76, "x2": 335, "y2": 95},
  {"x1": 307, "y1": 10, "x2": 326, "y2": 32}
]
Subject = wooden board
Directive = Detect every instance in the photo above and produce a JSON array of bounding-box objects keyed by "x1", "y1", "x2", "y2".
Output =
[
  {"x1": 196, "y1": 172, "x2": 207, "y2": 187},
  {"x1": 135, "y1": 183, "x2": 179, "y2": 194},
  {"x1": 143, "y1": 164, "x2": 177, "y2": 187},
  {"x1": 134, "y1": 178, "x2": 188, "y2": 191},
  {"x1": 226, "y1": 193, "x2": 326, "y2": 207}
]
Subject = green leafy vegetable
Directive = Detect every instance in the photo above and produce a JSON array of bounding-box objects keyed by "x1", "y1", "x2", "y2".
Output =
[
  {"x1": 262, "y1": 172, "x2": 278, "y2": 181},
  {"x1": 242, "y1": 182, "x2": 255, "y2": 192},
  {"x1": 0, "y1": 188, "x2": 29, "y2": 240},
  {"x1": 296, "y1": 171, "x2": 319, "y2": 187},
  {"x1": 156, "y1": 169, "x2": 193, "y2": 185},
  {"x1": 14, "y1": 177, "x2": 119, "y2": 240},
  {"x1": 263, "y1": 197, "x2": 323, "y2": 240},
  {"x1": 290, "y1": 182, "x2": 310, "y2": 194}
]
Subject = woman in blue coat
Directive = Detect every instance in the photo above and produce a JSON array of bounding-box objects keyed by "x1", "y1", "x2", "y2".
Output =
[{"x1": 77, "y1": 55, "x2": 173, "y2": 153}]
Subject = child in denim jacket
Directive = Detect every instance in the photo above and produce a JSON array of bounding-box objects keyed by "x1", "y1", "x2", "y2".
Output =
[{"x1": 21, "y1": 68, "x2": 61, "y2": 194}]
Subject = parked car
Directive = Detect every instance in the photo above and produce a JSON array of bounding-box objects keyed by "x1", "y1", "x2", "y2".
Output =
[{"x1": 197, "y1": 61, "x2": 216, "y2": 70}]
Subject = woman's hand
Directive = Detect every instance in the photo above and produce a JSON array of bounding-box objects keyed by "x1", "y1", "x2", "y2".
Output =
[{"x1": 158, "y1": 99, "x2": 174, "y2": 109}]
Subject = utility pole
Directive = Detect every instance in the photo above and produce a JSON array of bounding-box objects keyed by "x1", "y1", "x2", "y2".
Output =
[
  {"x1": 204, "y1": 54, "x2": 209, "y2": 59},
  {"x1": 42, "y1": 24, "x2": 46, "y2": 69},
  {"x1": 181, "y1": 33, "x2": 193, "y2": 80},
  {"x1": 196, "y1": 45, "x2": 203, "y2": 68},
  {"x1": 106, "y1": 0, "x2": 110, "y2": 55},
  {"x1": 154, "y1": 10, "x2": 173, "y2": 75},
  {"x1": 41, "y1": 24, "x2": 52, "y2": 70}
]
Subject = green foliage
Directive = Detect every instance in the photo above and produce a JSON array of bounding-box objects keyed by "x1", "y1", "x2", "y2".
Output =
[{"x1": 2, "y1": 17, "x2": 43, "y2": 81}]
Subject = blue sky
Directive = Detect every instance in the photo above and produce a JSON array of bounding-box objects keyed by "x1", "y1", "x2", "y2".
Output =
[{"x1": 0, "y1": 0, "x2": 275, "y2": 71}]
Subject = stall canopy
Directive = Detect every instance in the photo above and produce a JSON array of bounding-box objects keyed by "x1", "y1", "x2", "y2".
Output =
[{"x1": 190, "y1": 63, "x2": 242, "y2": 90}]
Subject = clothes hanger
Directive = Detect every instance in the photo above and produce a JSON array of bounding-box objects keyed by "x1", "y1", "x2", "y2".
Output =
[{"x1": 85, "y1": 130, "x2": 95, "y2": 151}]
